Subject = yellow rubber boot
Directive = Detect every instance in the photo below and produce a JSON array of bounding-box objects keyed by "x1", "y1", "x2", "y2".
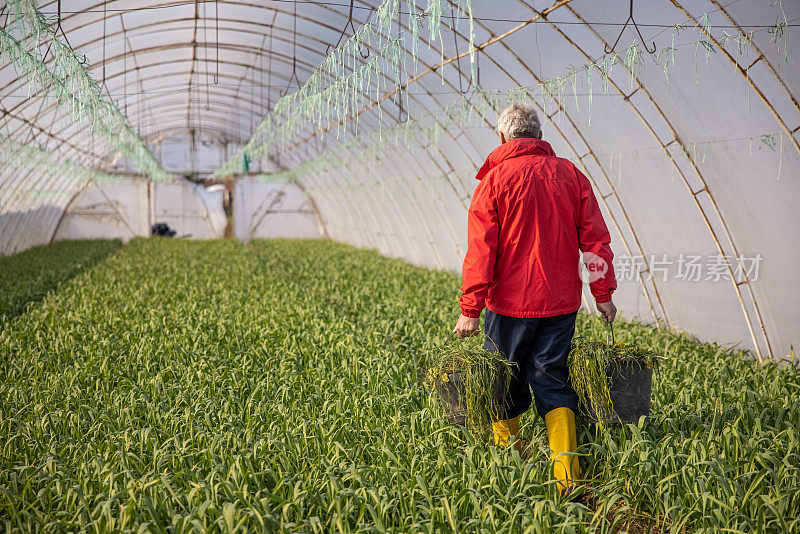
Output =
[
  {"x1": 545, "y1": 407, "x2": 580, "y2": 493},
  {"x1": 492, "y1": 416, "x2": 521, "y2": 451}
]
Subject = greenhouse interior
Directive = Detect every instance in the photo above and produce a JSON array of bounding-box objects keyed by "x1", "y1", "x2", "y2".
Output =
[{"x1": 1, "y1": 0, "x2": 798, "y2": 531}]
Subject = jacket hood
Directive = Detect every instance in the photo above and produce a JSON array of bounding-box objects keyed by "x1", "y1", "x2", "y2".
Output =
[{"x1": 475, "y1": 137, "x2": 556, "y2": 180}]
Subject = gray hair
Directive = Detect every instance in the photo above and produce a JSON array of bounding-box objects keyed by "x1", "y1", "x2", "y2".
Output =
[{"x1": 496, "y1": 102, "x2": 541, "y2": 140}]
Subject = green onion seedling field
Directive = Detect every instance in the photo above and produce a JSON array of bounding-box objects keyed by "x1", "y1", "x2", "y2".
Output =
[
  {"x1": 1, "y1": 239, "x2": 798, "y2": 532},
  {"x1": 0, "y1": 239, "x2": 121, "y2": 319}
]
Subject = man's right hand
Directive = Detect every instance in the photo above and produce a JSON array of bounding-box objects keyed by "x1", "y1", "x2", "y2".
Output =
[{"x1": 596, "y1": 300, "x2": 617, "y2": 323}]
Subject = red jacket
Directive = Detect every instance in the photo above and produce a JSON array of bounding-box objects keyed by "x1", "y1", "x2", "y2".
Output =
[{"x1": 459, "y1": 138, "x2": 616, "y2": 318}]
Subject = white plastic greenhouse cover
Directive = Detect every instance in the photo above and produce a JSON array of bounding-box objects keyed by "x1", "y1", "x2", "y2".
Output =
[{"x1": 0, "y1": 1, "x2": 798, "y2": 360}]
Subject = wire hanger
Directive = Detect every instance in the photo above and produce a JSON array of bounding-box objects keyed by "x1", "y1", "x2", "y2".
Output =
[
  {"x1": 280, "y1": 0, "x2": 301, "y2": 97},
  {"x1": 39, "y1": 0, "x2": 76, "y2": 65},
  {"x1": 450, "y1": 5, "x2": 480, "y2": 95},
  {"x1": 397, "y1": 86, "x2": 408, "y2": 124},
  {"x1": 325, "y1": 0, "x2": 370, "y2": 58},
  {"x1": 54, "y1": 0, "x2": 75, "y2": 49},
  {"x1": 604, "y1": 0, "x2": 657, "y2": 55}
]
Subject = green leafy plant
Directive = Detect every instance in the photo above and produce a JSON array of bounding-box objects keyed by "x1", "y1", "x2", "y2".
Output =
[{"x1": 1, "y1": 239, "x2": 798, "y2": 532}]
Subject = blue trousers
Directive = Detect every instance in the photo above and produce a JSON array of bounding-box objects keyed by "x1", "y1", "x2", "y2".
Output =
[{"x1": 484, "y1": 309, "x2": 579, "y2": 419}]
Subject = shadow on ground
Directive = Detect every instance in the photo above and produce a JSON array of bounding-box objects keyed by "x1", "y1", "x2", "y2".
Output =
[{"x1": 0, "y1": 239, "x2": 123, "y2": 319}]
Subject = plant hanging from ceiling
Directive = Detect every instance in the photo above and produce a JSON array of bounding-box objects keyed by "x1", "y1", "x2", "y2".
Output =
[{"x1": 0, "y1": 0, "x2": 168, "y2": 181}]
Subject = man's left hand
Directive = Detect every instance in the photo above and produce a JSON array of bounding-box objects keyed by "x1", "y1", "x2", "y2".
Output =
[{"x1": 453, "y1": 314, "x2": 480, "y2": 338}]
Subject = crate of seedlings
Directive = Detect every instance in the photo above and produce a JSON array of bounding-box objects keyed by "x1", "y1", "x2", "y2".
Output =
[
  {"x1": 569, "y1": 323, "x2": 662, "y2": 425},
  {"x1": 427, "y1": 333, "x2": 515, "y2": 435}
]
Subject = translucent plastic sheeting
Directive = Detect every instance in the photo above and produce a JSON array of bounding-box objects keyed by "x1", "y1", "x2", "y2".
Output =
[
  {"x1": 233, "y1": 177, "x2": 323, "y2": 241},
  {"x1": 53, "y1": 177, "x2": 151, "y2": 242},
  {"x1": 0, "y1": 0, "x2": 798, "y2": 359},
  {"x1": 36, "y1": 176, "x2": 225, "y2": 244}
]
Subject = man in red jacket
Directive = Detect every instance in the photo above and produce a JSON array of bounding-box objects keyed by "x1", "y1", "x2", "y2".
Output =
[{"x1": 453, "y1": 102, "x2": 617, "y2": 495}]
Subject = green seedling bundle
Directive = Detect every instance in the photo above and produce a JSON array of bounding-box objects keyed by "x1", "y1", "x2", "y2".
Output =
[
  {"x1": 427, "y1": 335, "x2": 514, "y2": 436},
  {"x1": 569, "y1": 334, "x2": 662, "y2": 425}
]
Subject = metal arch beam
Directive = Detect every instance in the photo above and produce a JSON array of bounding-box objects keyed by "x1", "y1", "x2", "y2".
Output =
[
  {"x1": 5, "y1": 0, "x2": 385, "y2": 131},
  {"x1": 112, "y1": 111, "x2": 255, "y2": 142},
  {"x1": 0, "y1": 60, "x2": 331, "y2": 169},
  {"x1": 278, "y1": 0, "x2": 574, "y2": 151},
  {"x1": 672, "y1": 1, "x2": 800, "y2": 158},
  {"x1": 0, "y1": 23, "x2": 364, "y2": 163},
  {"x1": 146, "y1": 124, "x2": 249, "y2": 145},
  {"x1": 0, "y1": 106, "x2": 97, "y2": 160},
  {"x1": 145, "y1": 124, "x2": 255, "y2": 147},
  {"x1": 14, "y1": 10, "x2": 368, "y2": 132},
  {"x1": 34, "y1": 0, "x2": 360, "y2": 60},
  {"x1": 563, "y1": 3, "x2": 773, "y2": 359},
  {"x1": 709, "y1": 0, "x2": 800, "y2": 119},
  {"x1": 0, "y1": 1, "x2": 166, "y2": 180},
  {"x1": 1, "y1": 95, "x2": 266, "y2": 171},
  {"x1": 26, "y1": 1, "x2": 354, "y2": 79},
  {"x1": 6, "y1": 0, "x2": 488, "y2": 208},
  {"x1": 1, "y1": 42, "x2": 325, "y2": 102},
  {"x1": 112, "y1": 97, "x2": 371, "y2": 135},
  {"x1": 3, "y1": 46, "x2": 477, "y2": 173},
  {"x1": 269, "y1": 2, "x2": 512, "y2": 211},
  {"x1": 0, "y1": 65, "x2": 287, "y2": 152},
  {"x1": 75, "y1": 19, "x2": 349, "y2": 70}
]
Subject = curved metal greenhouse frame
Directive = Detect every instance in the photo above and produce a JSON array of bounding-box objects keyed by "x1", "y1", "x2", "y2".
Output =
[{"x1": 0, "y1": 0, "x2": 798, "y2": 359}]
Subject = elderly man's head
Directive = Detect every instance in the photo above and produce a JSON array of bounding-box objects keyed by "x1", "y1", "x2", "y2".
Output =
[{"x1": 496, "y1": 102, "x2": 541, "y2": 143}]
